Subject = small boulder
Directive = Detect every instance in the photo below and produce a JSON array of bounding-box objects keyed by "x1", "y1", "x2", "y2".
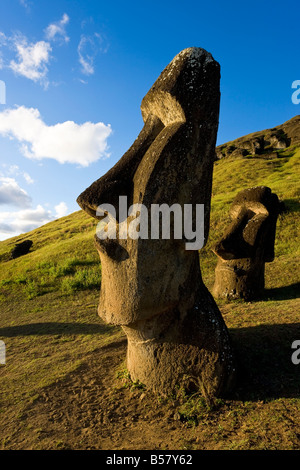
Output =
[{"x1": 11, "y1": 240, "x2": 33, "y2": 259}]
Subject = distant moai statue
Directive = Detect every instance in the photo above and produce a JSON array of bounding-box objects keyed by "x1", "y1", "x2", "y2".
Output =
[
  {"x1": 212, "y1": 186, "x2": 280, "y2": 301},
  {"x1": 77, "y1": 48, "x2": 236, "y2": 399},
  {"x1": 0, "y1": 80, "x2": 6, "y2": 105}
]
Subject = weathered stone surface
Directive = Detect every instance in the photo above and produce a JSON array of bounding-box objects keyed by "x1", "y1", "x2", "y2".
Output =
[
  {"x1": 11, "y1": 240, "x2": 33, "y2": 259},
  {"x1": 212, "y1": 186, "x2": 280, "y2": 301},
  {"x1": 77, "y1": 47, "x2": 236, "y2": 399}
]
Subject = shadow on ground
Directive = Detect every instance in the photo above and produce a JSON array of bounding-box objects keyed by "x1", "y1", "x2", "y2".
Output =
[
  {"x1": 230, "y1": 322, "x2": 300, "y2": 401},
  {"x1": 263, "y1": 282, "x2": 300, "y2": 301},
  {"x1": 0, "y1": 321, "x2": 117, "y2": 337},
  {"x1": 0, "y1": 320, "x2": 299, "y2": 402}
]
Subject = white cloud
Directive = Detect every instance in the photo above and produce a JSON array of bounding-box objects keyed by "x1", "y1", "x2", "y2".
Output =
[
  {"x1": 45, "y1": 13, "x2": 70, "y2": 43},
  {"x1": 19, "y1": 0, "x2": 30, "y2": 9},
  {"x1": 9, "y1": 36, "x2": 51, "y2": 86},
  {"x1": 0, "y1": 176, "x2": 67, "y2": 240},
  {"x1": 0, "y1": 33, "x2": 7, "y2": 70},
  {"x1": 0, "y1": 32, "x2": 7, "y2": 47},
  {"x1": 0, "y1": 106, "x2": 112, "y2": 166},
  {"x1": 78, "y1": 33, "x2": 108, "y2": 76},
  {"x1": 55, "y1": 201, "x2": 68, "y2": 218},
  {"x1": 0, "y1": 177, "x2": 32, "y2": 208},
  {"x1": 23, "y1": 172, "x2": 34, "y2": 184},
  {"x1": 18, "y1": 205, "x2": 52, "y2": 223},
  {"x1": 0, "y1": 204, "x2": 53, "y2": 239},
  {"x1": 3, "y1": 164, "x2": 34, "y2": 184},
  {"x1": 0, "y1": 170, "x2": 42, "y2": 240},
  {"x1": 0, "y1": 221, "x2": 15, "y2": 234},
  {"x1": 1, "y1": 13, "x2": 69, "y2": 87},
  {"x1": 6, "y1": 164, "x2": 20, "y2": 174},
  {"x1": 78, "y1": 36, "x2": 94, "y2": 75}
]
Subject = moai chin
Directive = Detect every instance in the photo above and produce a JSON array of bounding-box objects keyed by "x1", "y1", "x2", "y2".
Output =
[
  {"x1": 212, "y1": 186, "x2": 280, "y2": 301},
  {"x1": 77, "y1": 48, "x2": 236, "y2": 399}
]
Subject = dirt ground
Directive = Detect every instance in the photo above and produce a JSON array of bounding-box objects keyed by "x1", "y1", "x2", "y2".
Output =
[{"x1": 2, "y1": 335, "x2": 299, "y2": 451}]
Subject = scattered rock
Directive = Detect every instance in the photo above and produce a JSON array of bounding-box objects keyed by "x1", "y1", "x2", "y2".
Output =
[
  {"x1": 215, "y1": 115, "x2": 300, "y2": 160},
  {"x1": 11, "y1": 240, "x2": 33, "y2": 259}
]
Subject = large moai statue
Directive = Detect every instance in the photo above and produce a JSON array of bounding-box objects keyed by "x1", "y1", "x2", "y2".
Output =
[
  {"x1": 212, "y1": 186, "x2": 280, "y2": 301},
  {"x1": 77, "y1": 48, "x2": 236, "y2": 399}
]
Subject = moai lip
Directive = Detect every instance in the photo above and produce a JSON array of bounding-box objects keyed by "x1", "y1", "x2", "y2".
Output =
[
  {"x1": 212, "y1": 186, "x2": 280, "y2": 301},
  {"x1": 77, "y1": 47, "x2": 236, "y2": 399}
]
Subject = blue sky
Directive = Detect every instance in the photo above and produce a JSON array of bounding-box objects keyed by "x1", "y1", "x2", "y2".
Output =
[{"x1": 0, "y1": 0, "x2": 299, "y2": 240}]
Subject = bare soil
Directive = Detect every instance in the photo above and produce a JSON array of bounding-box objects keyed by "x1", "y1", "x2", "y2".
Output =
[{"x1": 2, "y1": 332, "x2": 300, "y2": 451}]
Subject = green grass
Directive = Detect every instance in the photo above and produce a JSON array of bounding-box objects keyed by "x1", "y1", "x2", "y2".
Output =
[
  {"x1": 0, "y1": 211, "x2": 101, "y2": 299},
  {"x1": 0, "y1": 256, "x2": 101, "y2": 299}
]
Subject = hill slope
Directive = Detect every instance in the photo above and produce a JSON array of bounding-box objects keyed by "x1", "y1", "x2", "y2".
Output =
[
  {"x1": 216, "y1": 114, "x2": 300, "y2": 160},
  {"x1": 0, "y1": 116, "x2": 299, "y2": 450}
]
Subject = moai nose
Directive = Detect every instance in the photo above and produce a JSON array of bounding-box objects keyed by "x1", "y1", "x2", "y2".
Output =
[{"x1": 77, "y1": 114, "x2": 164, "y2": 222}]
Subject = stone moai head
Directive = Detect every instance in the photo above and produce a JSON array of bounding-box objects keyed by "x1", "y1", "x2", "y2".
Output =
[
  {"x1": 77, "y1": 48, "x2": 236, "y2": 399},
  {"x1": 212, "y1": 186, "x2": 280, "y2": 301}
]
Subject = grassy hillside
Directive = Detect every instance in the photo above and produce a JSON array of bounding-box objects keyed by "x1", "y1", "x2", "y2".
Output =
[{"x1": 0, "y1": 117, "x2": 299, "y2": 450}]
